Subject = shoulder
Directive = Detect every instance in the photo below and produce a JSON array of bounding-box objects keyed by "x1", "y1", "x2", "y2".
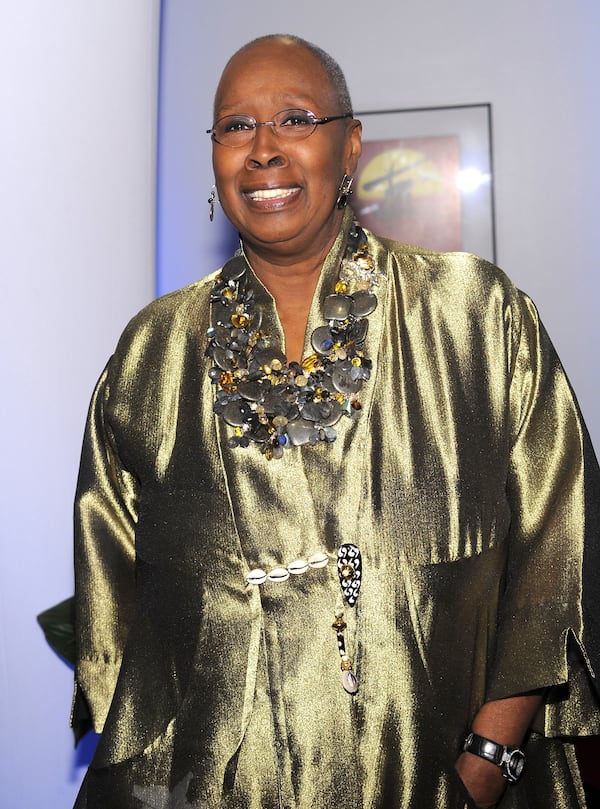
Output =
[
  {"x1": 97, "y1": 272, "x2": 220, "y2": 435},
  {"x1": 368, "y1": 230, "x2": 529, "y2": 325},
  {"x1": 99, "y1": 272, "x2": 220, "y2": 395},
  {"x1": 106, "y1": 272, "x2": 221, "y2": 368},
  {"x1": 375, "y1": 231, "x2": 512, "y2": 293}
]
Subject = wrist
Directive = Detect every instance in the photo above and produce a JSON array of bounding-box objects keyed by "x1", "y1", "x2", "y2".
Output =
[
  {"x1": 462, "y1": 731, "x2": 526, "y2": 784},
  {"x1": 455, "y1": 751, "x2": 506, "y2": 808}
]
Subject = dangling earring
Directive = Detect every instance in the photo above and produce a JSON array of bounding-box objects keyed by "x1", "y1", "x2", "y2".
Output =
[
  {"x1": 208, "y1": 185, "x2": 216, "y2": 222},
  {"x1": 336, "y1": 174, "x2": 354, "y2": 209}
]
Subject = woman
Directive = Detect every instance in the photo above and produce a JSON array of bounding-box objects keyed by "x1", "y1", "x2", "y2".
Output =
[{"x1": 72, "y1": 34, "x2": 600, "y2": 808}]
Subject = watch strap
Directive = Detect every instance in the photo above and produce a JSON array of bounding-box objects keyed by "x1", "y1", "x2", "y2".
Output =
[
  {"x1": 463, "y1": 732, "x2": 504, "y2": 765},
  {"x1": 462, "y1": 732, "x2": 525, "y2": 783}
]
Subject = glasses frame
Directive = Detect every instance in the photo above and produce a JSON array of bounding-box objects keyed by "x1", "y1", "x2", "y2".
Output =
[{"x1": 207, "y1": 108, "x2": 353, "y2": 147}]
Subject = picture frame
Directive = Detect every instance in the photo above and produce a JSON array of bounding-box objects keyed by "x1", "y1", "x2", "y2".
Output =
[{"x1": 354, "y1": 104, "x2": 496, "y2": 262}]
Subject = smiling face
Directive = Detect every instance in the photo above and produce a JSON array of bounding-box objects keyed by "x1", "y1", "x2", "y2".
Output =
[{"x1": 212, "y1": 38, "x2": 361, "y2": 266}]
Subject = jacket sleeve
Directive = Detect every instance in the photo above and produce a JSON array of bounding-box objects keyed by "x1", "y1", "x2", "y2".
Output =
[
  {"x1": 488, "y1": 291, "x2": 600, "y2": 734},
  {"x1": 72, "y1": 360, "x2": 139, "y2": 740}
]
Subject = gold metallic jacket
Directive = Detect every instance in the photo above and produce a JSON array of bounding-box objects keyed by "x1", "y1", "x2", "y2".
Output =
[{"x1": 73, "y1": 210, "x2": 600, "y2": 808}]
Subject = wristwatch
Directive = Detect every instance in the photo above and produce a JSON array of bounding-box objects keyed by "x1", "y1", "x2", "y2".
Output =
[{"x1": 462, "y1": 732, "x2": 525, "y2": 783}]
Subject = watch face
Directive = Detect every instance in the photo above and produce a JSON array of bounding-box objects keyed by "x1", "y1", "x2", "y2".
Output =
[{"x1": 507, "y1": 751, "x2": 525, "y2": 779}]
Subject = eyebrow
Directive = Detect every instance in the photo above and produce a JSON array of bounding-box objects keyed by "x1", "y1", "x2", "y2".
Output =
[{"x1": 215, "y1": 94, "x2": 321, "y2": 116}]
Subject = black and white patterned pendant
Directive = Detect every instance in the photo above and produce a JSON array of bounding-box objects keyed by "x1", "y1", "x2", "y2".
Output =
[{"x1": 337, "y1": 543, "x2": 362, "y2": 607}]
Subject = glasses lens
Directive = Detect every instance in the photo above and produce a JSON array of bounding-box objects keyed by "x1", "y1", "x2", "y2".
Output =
[
  {"x1": 273, "y1": 109, "x2": 317, "y2": 140},
  {"x1": 213, "y1": 115, "x2": 256, "y2": 146}
]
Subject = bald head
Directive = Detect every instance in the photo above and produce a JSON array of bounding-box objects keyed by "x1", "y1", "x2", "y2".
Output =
[{"x1": 213, "y1": 34, "x2": 353, "y2": 120}]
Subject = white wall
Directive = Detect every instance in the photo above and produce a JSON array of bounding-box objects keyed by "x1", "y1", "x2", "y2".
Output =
[
  {"x1": 0, "y1": 3, "x2": 159, "y2": 806},
  {"x1": 158, "y1": 0, "x2": 600, "y2": 451}
]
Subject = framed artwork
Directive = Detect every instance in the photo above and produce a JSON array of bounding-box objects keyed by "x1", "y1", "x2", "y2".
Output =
[{"x1": 354, "y1": 104, "x2": 496, "y2": 262}]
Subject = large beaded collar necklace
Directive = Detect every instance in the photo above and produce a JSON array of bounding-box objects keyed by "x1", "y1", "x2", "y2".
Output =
[{"x1": 206, "y1": 220, "x2": 381, "y2": 460}]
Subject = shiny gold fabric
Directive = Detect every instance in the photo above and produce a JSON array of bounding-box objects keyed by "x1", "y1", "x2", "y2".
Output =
[{"x1": 73, "y1": 209, "x2": 600, "y2": 808}]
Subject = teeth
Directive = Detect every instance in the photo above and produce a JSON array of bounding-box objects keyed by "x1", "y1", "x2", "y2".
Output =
[{"x1": 248, "y1": 188, "x2": 296, "y2": 201}]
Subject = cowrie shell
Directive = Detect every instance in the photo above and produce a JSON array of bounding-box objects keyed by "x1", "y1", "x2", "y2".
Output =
[
  {"x1": 342, "y1": 670, "x2": 359, "y2": 694},
  {"x1": 267, "y1": 567, "x2": 290, "y2": 583},
  {"x1": 246, "y1": 568, "x2": 267, "y2": 585},
  {"x1": 288, "y1": 559, "x2": 309, "y2": 575},
  {"x1": 308, "y1": 552, "x2": 329, "y2": 569}
]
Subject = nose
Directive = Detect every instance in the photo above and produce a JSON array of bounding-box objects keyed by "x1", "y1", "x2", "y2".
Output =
[{"x1": 244, "y1": 123, "x2": 287, "y2": 170}]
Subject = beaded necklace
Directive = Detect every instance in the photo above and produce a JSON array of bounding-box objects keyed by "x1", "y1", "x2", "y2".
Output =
[{"x1": 206, "y1": 220, "x2": 382, "y2": 460}]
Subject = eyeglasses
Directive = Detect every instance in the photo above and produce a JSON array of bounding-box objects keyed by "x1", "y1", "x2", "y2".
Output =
[{"x1": 207, "y1": 108, "x2": 353, "y2": 147}]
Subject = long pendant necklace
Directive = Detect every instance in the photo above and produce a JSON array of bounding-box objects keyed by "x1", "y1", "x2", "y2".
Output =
[
  {"x1": 333, "y1": 543, "x2": 362, "y2": 693},
  {"x1": 244, "y1": 542, "x2": 364, "y2": 695},
  {"x1": 206, "y1": 220, "x2": 382, "y2": 460}
]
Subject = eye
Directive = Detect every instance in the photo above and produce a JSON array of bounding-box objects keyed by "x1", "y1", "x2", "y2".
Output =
[
  {"x1": 279, "y1": 110, "x2": 314, "y2": 127},
  {"x1": 221, "y1": 116, "x2": 255, "y2": 133}
]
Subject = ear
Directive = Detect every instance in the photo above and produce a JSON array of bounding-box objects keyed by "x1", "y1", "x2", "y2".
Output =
[{"x1": 345, "y1": 119, "x2": 362, "y2": 176}]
